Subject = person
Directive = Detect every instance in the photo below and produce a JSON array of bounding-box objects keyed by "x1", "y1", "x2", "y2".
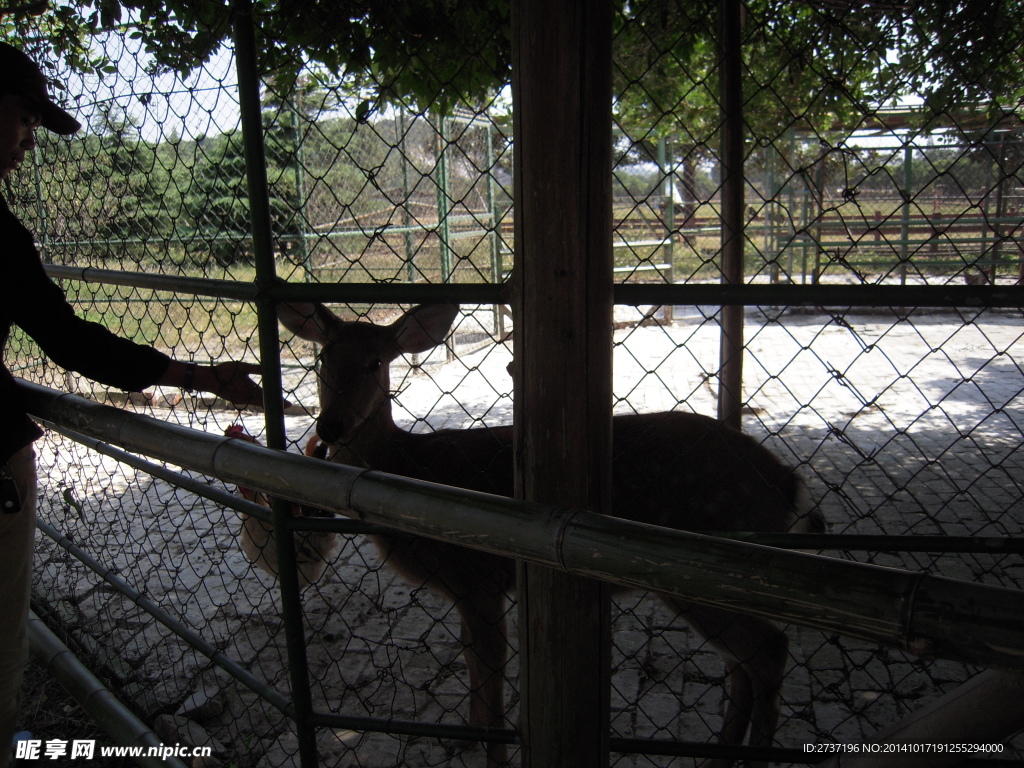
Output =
[{"x1": 0, "y1": 42, "x2": 268, "y2": 767}]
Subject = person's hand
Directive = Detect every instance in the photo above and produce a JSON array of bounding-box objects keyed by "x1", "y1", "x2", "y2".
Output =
[
  {"x1": 160, "y1": 360, "x2": 292, "y2": 411},
  {"x1": 203, "y1": 361, "x2": 267, "y2": 410}
]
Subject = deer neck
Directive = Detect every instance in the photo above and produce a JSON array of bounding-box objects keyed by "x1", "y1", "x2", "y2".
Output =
[{"x1": 327, "y1": 408, "x2": 403, "y2": 469}]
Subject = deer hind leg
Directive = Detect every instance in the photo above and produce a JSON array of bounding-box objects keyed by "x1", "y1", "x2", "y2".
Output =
[
  {"x1": 661, "y1": 597, "x2": 787, "y2": 768},
  {"x1": 457, "y1": 589, "x2": 510, "y2": 768}
]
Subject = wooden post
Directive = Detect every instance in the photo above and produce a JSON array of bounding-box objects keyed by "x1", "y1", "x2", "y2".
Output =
[{"x1": 511, "y1": 0, "x2": 613, "y2": 765}]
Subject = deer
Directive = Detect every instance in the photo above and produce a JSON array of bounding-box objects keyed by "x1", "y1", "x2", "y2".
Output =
[
  {"x1": 225, "y1": 425, "x2": 341, "y2": 587},
  {"x1": 276, "y1": 301, "x2": 824, "y2": 768}
]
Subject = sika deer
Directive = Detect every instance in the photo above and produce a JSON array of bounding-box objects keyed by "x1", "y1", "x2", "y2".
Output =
[
  {"x1": 279, "y1": 301, "x2": 822, "y2": 768},
  {"x1": 226, "y1": 426, "x2": 341, "y2": 587}
]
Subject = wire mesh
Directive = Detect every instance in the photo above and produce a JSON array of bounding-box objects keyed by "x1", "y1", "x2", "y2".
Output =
[{"x1": 4, "y1": 1, "x2": 1022, "y2": 766}]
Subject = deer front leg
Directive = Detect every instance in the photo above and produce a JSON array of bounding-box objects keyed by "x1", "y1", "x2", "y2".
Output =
[
  {"x1": 662, "y1": 598, "x2": 787, "y2": 768},
  {"x1": 458, "y1": 592, "x2": 510, "y2": 768}
]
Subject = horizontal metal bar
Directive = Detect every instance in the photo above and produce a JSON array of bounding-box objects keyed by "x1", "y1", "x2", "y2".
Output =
[
  {"x1": 34, "y1": 517, "x2": 294, "y2": 715},
  {"x1": 835, "y1": 260, "x2": 1012, "y2": 268},
  {"x1": 307, "y1": 719, "x2": 812, "y2": 765},
  {"x1": 779, "y1": 215, "x2": 1024, "y2": 229},
  {"x1": 308, "y1": 711, "x2": 517, "y2": 745},
  {"x1": 46, "y1": 264, "x2": 1024, "y2": 308},
  {"x1": 43, "y1": 233, "x2": 249, "y2": 248},
  {"x1": 715, "y1": 533, "x2": 1024, "y2": 554},
  {"x1": 45, "y1": 265, "x2": 258, "y2": 301},
  {"x1": 811, "y1": 237, "x2": 1017, "y2": 245},
  {"x1": 19, "y1": 380, "x2": 1024, "y2": 672},
  {"x1": 268, "y1": 280, "x2": 508, "y2": 305},
  {"x1": 306, "y1": 219, "x2": 498, "y2": 241},
  {"x1": 609, "y1": 737, "x2": 816, "y2": 763},
  {"x1": 614, "y1": 283, "x2": 1024, "y2": 308}
]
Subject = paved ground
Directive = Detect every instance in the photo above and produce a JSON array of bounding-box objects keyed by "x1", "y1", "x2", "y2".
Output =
[{"x1": 28, "y1": 307, "x2": 1024, "y2": 767}]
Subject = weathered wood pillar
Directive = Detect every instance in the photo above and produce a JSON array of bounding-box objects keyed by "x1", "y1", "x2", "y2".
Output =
[{"x1": 510, "y1": 0, "x2": 613, "y2": 765}]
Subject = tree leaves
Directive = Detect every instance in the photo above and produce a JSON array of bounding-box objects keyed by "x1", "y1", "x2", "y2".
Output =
[{"x1": 5, "y1": 0, "x2": 1021, "y2": 124}]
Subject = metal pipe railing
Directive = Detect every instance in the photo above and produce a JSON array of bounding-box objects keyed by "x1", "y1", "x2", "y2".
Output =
[
  {"x1": 39, "y1": 419, "x2": 385, "y2": 535},
  {"x1": 18, "y1": 379, "x2": 1024, "y2": 673},
  {"x1": 34, "y1": 517, "x2": 292, "y2": 715},
  {"x1": 27, "y1": 611, "x2": 193, "y2": 768},
  {"x1": 712, "y1": 531, "x2": 1024, "y2": 554},
  {"x1": 45, "y1": 417, "x2": 1023, "y2": 556}
]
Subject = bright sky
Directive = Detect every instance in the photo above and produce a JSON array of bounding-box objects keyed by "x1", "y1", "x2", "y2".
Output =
[{"x1": 64, "y1": 31, "x2": 241, "y2": 143}]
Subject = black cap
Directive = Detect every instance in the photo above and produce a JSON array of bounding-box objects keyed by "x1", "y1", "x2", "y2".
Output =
[{"x1": 0, "y1": 42, "x2": 81, "y2": 135}]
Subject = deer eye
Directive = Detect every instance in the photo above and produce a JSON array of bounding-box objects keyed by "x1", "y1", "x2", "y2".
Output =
[{"x1": 367, "y1": 359, "x2": 382, "y2": 372}]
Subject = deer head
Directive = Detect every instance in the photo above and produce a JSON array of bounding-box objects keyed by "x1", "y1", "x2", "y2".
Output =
[{"x1": 279, "y1": 302, "x2": 460, "y2": 447}]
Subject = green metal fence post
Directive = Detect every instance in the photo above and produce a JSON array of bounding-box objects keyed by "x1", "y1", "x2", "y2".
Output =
[
  {"x1": 486, "y1": 117, "x2": 507, "y2": 335},
  {"x1": 814, "y1": 160, "x2": 825, "y2": 283},
  {"x1": 231, "y1": 2, "x2": 319, "y2": 766},
  {"x1": 290, "y1": 96, "x2": 312, "y2": 275},
  {"x1": 657, "y1": 137, "x2": 676, "y2": 314},
  {"x1": 991, "y1": 131, "x2": 1007, "y2": 280},
  {"x1": 717, "y1": 0, "x2": 746, "y2": 430},
  {"x1": 797, "y1": 187, "x2": 808, "y2": 282},
  {"x1": 786, "y1": 127, "x2": 797, "y2": 280},
  {"x1": 436, "y1": 115, "x2": 452, "y2": 283},
  {"x1": 900, "y1": 145, "x2": 912, "y2": 285},
  {"x1": 766, "y1": 142, "x2": 779, "y2": 283},
  {"x1": 400, "y1": 108, "x2": 417, "y2": 284},
  {"x1": 30, "y1": 139, "x2": 50, "y2": 249}
]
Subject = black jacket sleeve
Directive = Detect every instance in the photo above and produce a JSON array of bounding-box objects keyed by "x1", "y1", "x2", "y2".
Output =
[{"x1": 2, "y1": 199, "x2": 171, "y2": 392}]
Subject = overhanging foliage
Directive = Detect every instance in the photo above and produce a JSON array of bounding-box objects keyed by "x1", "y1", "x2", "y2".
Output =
[{"x1": 3, "y1": 0, "x2": 1023, "y2": 124}]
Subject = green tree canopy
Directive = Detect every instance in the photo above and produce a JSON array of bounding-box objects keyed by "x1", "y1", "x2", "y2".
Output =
[{"x1": 5, "y1": 0, "x2": 1023, "y2": 125}]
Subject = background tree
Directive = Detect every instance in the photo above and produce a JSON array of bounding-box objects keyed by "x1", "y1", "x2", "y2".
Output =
[{"x1": 5, "y1": 0, "x2": 1021, "y2": 270}]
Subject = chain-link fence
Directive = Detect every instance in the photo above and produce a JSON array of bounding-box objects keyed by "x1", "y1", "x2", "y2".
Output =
[{"x1": 4, "y1": 0, "x2": 1023, "y2": 766}]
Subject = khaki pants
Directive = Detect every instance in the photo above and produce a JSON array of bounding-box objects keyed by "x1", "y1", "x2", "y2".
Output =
[{"x1": 0, "y1": 446, "x2": 37, "y2": 768}]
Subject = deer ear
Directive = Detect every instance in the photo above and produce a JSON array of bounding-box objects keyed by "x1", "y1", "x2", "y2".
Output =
[
  {"x1": 279, "y1": 302, "x2": 335, "y2": 344},
  {"x1": 392, "y1": 304, "x2": 460, "y2": 355}
]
